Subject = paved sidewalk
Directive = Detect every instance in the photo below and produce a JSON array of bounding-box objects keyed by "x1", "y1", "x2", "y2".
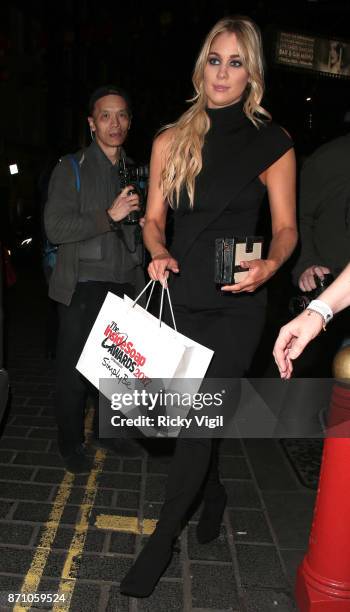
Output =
[{"x1": 0, "y1": 265, "x2": 317, "y2": 611}]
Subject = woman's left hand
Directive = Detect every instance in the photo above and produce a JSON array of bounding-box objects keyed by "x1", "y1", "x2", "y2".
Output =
[{"x1": 220, "y1": 258, "x2": 277, "y2": 294}]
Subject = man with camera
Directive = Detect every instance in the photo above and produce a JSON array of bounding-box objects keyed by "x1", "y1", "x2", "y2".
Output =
[
  {"x1": 44, "y1": 85, "x2": 145, "y2": 473},
  {"x1": 291, "y1": 129, "x2": 350, "y2": 375}
]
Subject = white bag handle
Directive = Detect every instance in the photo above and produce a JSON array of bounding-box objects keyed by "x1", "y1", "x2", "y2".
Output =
[
  {"x1": 145, "y1": 280, "x2": 156, "y2": 311},
  {"x1": 131, "y1": 280, "x2": 177, "y2": 331},
  {"x1": 132, "y1": 278, "x2": 154, "y2": 308},
  {"x1": 159, "y1": 284, "x2": 177, "y2": 331}
]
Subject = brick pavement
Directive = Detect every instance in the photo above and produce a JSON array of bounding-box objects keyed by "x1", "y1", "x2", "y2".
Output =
[{"x1": 0, "y1": 264, "x2": 315, "y2": 611}]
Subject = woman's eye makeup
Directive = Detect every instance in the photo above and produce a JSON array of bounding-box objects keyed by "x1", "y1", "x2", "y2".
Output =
[{"x1": 208, "y1": 56, "x2": 242, "y2": 67}]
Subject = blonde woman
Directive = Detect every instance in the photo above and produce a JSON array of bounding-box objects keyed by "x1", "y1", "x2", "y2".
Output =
[{"x1": 120, "y1": 15, "x2": 297, "y2": 597}]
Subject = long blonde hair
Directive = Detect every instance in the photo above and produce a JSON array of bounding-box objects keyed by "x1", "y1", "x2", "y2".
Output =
[{"x1": 161, "y1": 15, "x2": 271, "y2": 208}]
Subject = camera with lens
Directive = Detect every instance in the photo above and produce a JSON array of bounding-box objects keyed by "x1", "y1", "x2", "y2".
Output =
[
  {"x1": 118, "y1": 158, "x2": 149, "y2": 225},
  {"x1": 289, "y1": 273, "x2": 334, "y2": 316}
]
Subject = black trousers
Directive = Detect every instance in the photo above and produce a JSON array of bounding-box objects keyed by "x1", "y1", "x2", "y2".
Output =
[
  {"x1": 158, "y1": 304, "x2": 265, "y2": 525},
  {"x1": 174, "y1": 305, "x2": 266, "y2": 377},
  {"x1": 55, "y1": 281, "x2": 134, "y2": 455}
]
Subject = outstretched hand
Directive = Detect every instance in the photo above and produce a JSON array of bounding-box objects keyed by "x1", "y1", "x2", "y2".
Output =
[{"x1": 273, "y1": 310, "x2": 324, "y2": 378}]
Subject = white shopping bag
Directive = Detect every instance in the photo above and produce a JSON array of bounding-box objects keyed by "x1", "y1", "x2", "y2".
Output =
[
  {"x1": 123, "y1": 294, "x2": 213, "y2": 380},
  {"x1": 76, "y1": 281, "x2": 214, "y2": 395}
]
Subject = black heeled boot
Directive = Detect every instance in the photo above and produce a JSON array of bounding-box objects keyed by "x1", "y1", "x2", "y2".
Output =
[
  {"x1": 196, "y1": 483, "x2": 227, "y2": 543},
  {"x1": 120, "y1": 528, "x2": 175, "y2": 598},
  {"x1": 120, "y1": 438, "x2": 213, "y2": 597},
  {"x1": 196, "y1": 440, "x2": 227, "y2": 544}
]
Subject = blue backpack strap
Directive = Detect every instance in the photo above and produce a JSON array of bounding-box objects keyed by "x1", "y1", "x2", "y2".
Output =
[{"x1": 67, "y1": 154, "x2": 81, "y2": 192}]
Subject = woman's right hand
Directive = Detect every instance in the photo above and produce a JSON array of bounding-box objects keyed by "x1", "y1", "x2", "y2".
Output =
[{"x1": 148, "y1": 252, "x2": 180, "y2": 286}]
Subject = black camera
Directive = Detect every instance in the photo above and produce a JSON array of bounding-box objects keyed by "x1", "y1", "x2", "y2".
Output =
[
  {"x1": 118, "y1": 158, "x2": 149, "y2": 225},
  {"x1": 289, "y1": 273, "x2": 334, "y2": 316}
]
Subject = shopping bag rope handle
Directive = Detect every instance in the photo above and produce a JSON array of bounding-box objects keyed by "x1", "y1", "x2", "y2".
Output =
[
  {"x1": 159, "y1": 284, "x2": 177, "y2": 331},
  {"x1": 132, "y1": 279, "x2": 177, "y2": 331},
  {"x1": 145, "y1": 280, "x2": 155, "y2": 311},
  {"x1": 132, "y1": 278, "x2": 154, "y2": 307}
]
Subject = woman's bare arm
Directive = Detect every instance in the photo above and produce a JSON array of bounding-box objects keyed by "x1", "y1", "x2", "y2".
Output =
[
  {"x1": 222, "y1": 147, "x2": 298, "y2": 294},
  {"x1": 273, "y1": 262, "x2": 350, "y2": 378},
  {"x1": 143, "y1": 130, "x2": 179, "y2": 285}
]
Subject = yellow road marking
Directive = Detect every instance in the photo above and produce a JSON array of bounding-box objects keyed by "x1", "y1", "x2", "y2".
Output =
[
  {"x1": 95, "y1": 514, "x2": 157, "y2": 535},
  {"x1": 142, "y1": 518, "x2": 158, "y2": 535},
  {"x1": 13, "y1": 405, "x2": 124, "y2": 611},
  {"x1": 13, "y1": 471, "x2": 75, "y2": 612},
  {"x1": 13, "y1": 400, "x2": 152, "y2": 611},
  {"x1": 52, "y1": 448, "x2": 107, "y2": 612}
]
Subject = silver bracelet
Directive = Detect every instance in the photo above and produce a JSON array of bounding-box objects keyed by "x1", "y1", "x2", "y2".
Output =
[{"x1": 306, "y1": 299, "x2": 333, "y2": 329}]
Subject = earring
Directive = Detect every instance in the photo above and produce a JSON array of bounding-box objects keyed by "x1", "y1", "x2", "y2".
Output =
[{"x1": 89, "y1": 127, "x2": 95, "y2": 140}]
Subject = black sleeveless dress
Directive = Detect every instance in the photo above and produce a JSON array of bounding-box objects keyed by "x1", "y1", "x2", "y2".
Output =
[{"x1": 168, "y1": 101, "x2": 293, "y2": 378}]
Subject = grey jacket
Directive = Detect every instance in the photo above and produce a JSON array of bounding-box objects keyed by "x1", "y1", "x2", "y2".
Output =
[
  {"x1": 293, "y1": 134, "x2": 350, "y2": 283},
  {"x1": 44, "y1": 141, "x2": 144, "y2": 305}
]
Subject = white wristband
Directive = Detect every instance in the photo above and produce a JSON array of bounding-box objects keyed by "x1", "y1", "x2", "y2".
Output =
[{"x1": 306, "y1": 299, "x2": 333, "y2": 326}]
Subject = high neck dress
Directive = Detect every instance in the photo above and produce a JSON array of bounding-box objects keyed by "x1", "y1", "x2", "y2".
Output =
[{"x1": 167, "y1": 101, "x2": 293, "y2": 378}]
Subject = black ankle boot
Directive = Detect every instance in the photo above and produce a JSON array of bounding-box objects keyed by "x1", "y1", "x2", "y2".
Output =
[
  {"x1": 120, "y1": 438, "x2": 213, "y2": 597},
  {"x1": 120, "y1": 530, "x2": 175, "y2": 598},
  {"x1": 196, "y1": 483, "x2": 227, "y2": 544}
]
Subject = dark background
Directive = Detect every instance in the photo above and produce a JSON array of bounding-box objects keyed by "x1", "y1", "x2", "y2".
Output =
[{"x1": 0, "y1": 0, "x2": 349, "y2": 273}]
